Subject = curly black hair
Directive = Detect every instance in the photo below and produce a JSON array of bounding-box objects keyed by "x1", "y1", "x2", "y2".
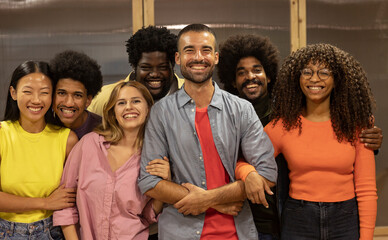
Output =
[
  {"x1": 126, "y1": 26, "x2": 177, "y2": 68},
  {"x1": 271, "y1": 43, "x2": 375, "y2": 144},
  {"x1": 50, "y1": 50, "x2": 103, "y2": 97},
  {"x1": 218, "y1": 34, "x2": 280, "y2": 96}
]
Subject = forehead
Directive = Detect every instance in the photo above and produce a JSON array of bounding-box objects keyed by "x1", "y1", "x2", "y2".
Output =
[
  {"x1": 18, "y1": 72, "x2": 52, "y2": 88},
  {"x1": 178, "y1": 31, "x2": 216, "y2": 50},
  {"x1": 306, "y1": 60, "x2": 329, "y2": 69},
  {"x1": 117, "y1": 86, "x2": 144, "y2": 99},
  {"x1": 56, "y1": 78, "x2": 87, "y2": 93},
  {"x1": 237, "y1": 56, "x2": 262, "y2": 68},
  {"x1": 138, "y1": 51, "x2": 169, "y2": 65}
]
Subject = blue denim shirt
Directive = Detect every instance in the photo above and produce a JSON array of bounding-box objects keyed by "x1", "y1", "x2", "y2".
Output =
[{"x1": 138, "y1": 82, "x2": 277, "y2": 240}]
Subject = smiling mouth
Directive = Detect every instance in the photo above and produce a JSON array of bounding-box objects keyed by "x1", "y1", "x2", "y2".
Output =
[
  {"x1": 123, "y1": 113, "x2": 138, "y2": 119},
  {"x1": 308, "y1": 86, "x2": 324, "y2": 90},
  {"x1": 146, "y1": 79, "x2": 164, "y2": 89},
  {"x1": 59, "y1": 108, "x2": 77, "y2": 117},
  {"x1": 28, "y1": 107, "x2": 43, "y2": 112}
]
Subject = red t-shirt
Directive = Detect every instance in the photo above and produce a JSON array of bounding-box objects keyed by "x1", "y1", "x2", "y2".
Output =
[{"x1": 195, "y1": 107, "x2": 238, "y2": 240}]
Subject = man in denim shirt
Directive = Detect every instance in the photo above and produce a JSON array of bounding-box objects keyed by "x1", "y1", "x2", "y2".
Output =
[{"x1": 138, "y1": 24, "x2": 277, "y2": 240}]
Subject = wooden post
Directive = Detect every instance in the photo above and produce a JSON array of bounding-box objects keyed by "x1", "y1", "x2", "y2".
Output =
[
  {"x1": 143, "y1": 0, "x2": 155, "y2": 27},
  {"x1": 132, "y1": 0, "x2": 154, "y2": 34},
  {"x1": 290, "y1": 0, "x2": 306, "y2": 53}
]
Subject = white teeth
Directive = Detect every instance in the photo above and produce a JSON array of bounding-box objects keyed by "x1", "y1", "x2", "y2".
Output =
[
  {"x1": 246, "y1": 84, "x2": 258, "y2": 89},
  {"x1": 148, "y1": 81, "x2": 162, "y2": 88},
  {"x1": 192, "y1": 66, "x2": 205, "y2": 70},
  {"x1": 29, "y1": 107, "x2": 41, "y2": 112},
  {"x1": 124, "y1": 114, "x2": 137, "y2": 119},
  {"x1": 309, "y1": 86, "x2": 323, "y2": 90},
  {"x1": 62, "y1": 109, "x2": 75, "y2": 114}
]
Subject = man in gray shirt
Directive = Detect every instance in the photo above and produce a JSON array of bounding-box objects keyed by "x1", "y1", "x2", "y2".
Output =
[{"x1": 138, "y1": 24, "x2": 277, "y2": 240}]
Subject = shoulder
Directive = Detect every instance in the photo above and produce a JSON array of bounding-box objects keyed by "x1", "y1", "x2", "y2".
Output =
[
  {"x1": 219, "y1": 89, "x2": 255, "y2": 113},
  {"x1": 88, "y1": 111, "x2": 102, "y2": 123},
  {"x1": 80, "y1": 131, "x2": 101, "y2": 143}
]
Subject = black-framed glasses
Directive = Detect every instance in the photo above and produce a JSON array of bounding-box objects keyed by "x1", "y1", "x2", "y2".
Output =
[{"x1": 300, "y1": 68, "x2": 332, "y2": 80}]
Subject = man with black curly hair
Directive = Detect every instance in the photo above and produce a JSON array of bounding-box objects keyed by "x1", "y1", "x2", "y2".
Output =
[
  {"x1": 50, "y1": 50, "x2": 103, "y2": 139},
  {"x1": 218, "y1": 34, "x2": 279, "y2": 127},
  {"x1": 218, "y1": 34, "x2": 281, "y2": 240},
  {"x1": 88, "y1": 26, "x2": 184, "y2": 116}
]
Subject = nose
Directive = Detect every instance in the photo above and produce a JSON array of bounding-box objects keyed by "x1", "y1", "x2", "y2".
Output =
[
  {"x1": 149, "y1": 67, "x2": 161, "y2": 78},
  {"x1": 125, "y1": 101, "x2": 133, "y2": 110},
  {"x1": 310, "y1": 71, "x2": 320, "y2": 82},
  {"x1": 64, "y1": 95, "x2": 75, "y2": 106},
  {"x1": 194, "y1": 50, "x2": 204, "y2": 61},
  {"x1": 247, "y1": 71, "x2": 255, "y2": 80},
  {"x1": 31, "y1": 93, "x2": 41, "y2": 104}
]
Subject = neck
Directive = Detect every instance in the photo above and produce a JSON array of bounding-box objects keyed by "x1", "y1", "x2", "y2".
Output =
[
  {"x1": 304, "y1": 100, "x2": 331, "y2": 122},
  {"x1": 184, "y1": 79, "x2": 214, "y2": 108},
  {"x1": 118, "y1": 128, "x2": 139, "y2": 150},
  {"x1": 19, "y1": 117, "x2": 46, "y2": 133},
  {"x1": 67, "y1": 110, "x2": 88, "y2": 130}
]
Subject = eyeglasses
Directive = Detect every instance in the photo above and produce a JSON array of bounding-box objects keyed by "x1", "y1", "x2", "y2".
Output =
[{"x1": 300, "y1": 68, "x2": 332, "y2": 80}]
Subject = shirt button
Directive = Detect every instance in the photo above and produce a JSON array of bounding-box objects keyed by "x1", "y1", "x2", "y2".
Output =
[
  {"x1": 202, "y1": 181, "x2": 205, "y2": 185},
  {"x1": 196, "y1": 231, "x2": 200, "y2": 235},
  {"x1": 191, "y1": 100, "x2": 194, "y2": 103},
  {"x1": 194, "y1": 132, "x2": 196, "y2": 135},
  {"x1": 192, "y1": 108, "x2": 195, "y2": 112},
  {"x1": 199, "y1": 156, "x2": 202, "y2": 160}
]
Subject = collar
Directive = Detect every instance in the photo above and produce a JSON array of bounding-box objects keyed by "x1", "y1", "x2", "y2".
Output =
[{"x1": 177, "y1": 81, "x2": 223, "y2": 111}]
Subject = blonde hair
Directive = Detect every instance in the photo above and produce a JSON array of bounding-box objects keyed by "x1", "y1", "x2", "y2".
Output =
[{"x1": 95, "y1": 81, "x2": 154, "y2": 148}]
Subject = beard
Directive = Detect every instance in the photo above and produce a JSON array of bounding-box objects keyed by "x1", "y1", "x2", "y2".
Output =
[{"x1": 180, "y1": 60, "x2": 214, "y2": 84}]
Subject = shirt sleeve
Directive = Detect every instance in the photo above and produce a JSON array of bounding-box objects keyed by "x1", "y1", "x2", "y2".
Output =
[
  {"x1": 240, "y1": 104, "x2": 277, "y2": 183},
  {"x1": 138, "y1": 104, "x2": 169, "y2": 194},
  {"x1": 235, "y1": 158, "x2": 256, "y2": 181},
  {"x1": 141, "y1": 199, "x2": 158, "y2": 225},
  {"x1": 354, "y1": 139, "x2": 377, "y2": 240},
  {"x1": 53, "y1": 136, "x2": 85, "y2": 226}
]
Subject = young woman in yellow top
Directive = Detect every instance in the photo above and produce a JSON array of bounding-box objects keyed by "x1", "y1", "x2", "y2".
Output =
[{"x1": 0, "y1": 61, "x2": 78, "y2": 239}]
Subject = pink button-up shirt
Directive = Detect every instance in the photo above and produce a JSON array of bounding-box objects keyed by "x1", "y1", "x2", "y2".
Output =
[{"x1": 53, "y1": 132, "x2": 156, "y2": 240}]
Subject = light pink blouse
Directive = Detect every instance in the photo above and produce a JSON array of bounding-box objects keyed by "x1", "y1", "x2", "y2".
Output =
[{"x1": 53, "y1": 132, "x2": 156, "y2": 240}]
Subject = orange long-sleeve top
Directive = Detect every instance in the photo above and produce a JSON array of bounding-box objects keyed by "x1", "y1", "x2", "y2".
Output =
[{"x1": 236, "y1": 116, "x2": 377, "y2": 240}]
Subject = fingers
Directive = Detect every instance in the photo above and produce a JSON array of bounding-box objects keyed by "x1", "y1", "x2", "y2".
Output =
[
  {"x1": 359, "y1": 126, "x2": 383, "y2": 150},
  {"x1": 258, "y1": 189, "x2": 269, "y2": 208},
  {"x1": 264, "y1": 181, "x2": 274, "y2": 195},
  {"x1": 146, "y1": 157, "x2": 171, "y2": 179}
]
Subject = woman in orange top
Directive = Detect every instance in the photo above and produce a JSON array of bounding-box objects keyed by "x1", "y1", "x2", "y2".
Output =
[{"x1": 237, "y1": 43, "x2": 377, "y2": 240}]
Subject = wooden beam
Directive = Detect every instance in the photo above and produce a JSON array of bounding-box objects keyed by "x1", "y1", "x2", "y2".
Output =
[
  {"x1": 132, "y1": 0, "x2": 143, "y2": 34},
  {"x1": 143, "y1": 0, "x2": 155, "y2": 27},
  {"x1": 290, "y1": 0, "x2": 306, "y2": 53},
  {"x1": 374, "y1": 226, "x2": 388, "y2": 239}
]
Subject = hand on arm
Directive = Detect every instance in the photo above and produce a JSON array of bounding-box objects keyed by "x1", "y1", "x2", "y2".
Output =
[
  {"x1": 174, "y1": 181, "x2": 246, "y2": 216},
  {"x1": 244, "y1": 171, "x2": 274, "y2": 207},
  {"x1": 359, "y1": 126, "x2": 383, "y2": 151},
  {"x1": 146, "y1": 156, "x2": 171, "y2": 181},
  {"x1": 0, "y1": 184, "x2": 76, "y2": 212},
  {"x1": 147, "y1": 156, "x2": 171, "y2": 214}
]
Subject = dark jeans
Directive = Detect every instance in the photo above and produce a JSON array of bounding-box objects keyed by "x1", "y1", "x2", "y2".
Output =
[
  {"x1": 258, "y1": 232, "x2": 279, "y2": 240},
  {"x1": 281, "y1": 197, "x2": 359, "y2": 240},
  {"x1": 0, "y1": 216, "x2": 64, "y2": 240}
]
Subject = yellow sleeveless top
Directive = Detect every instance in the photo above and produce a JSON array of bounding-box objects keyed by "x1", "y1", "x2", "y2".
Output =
[{"x1": 0, "y1": 121, "x2": 70, "y2": 223}]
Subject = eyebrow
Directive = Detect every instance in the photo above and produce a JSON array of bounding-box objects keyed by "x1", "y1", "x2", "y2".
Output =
[
  {"x1": 236, "y1": 64, "x2": 263, "y2": 71},
  {"x1": 56, "y1": 89, "x2": 84, "y2": 95},
  {"x1": 116, "y1": 96, "x2": 141, "y2": 101}
]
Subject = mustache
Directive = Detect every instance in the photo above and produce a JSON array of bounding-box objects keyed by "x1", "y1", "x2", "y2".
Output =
[
  {"x1": 56, "y1": 105, "x2": 78, "y2": 111},
  {"x1": 241, "y1": 79, "x2": 264, "y2": 89},
  {"x1": 188, "y1": 60, "x2": 210, "y2": 66}
]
